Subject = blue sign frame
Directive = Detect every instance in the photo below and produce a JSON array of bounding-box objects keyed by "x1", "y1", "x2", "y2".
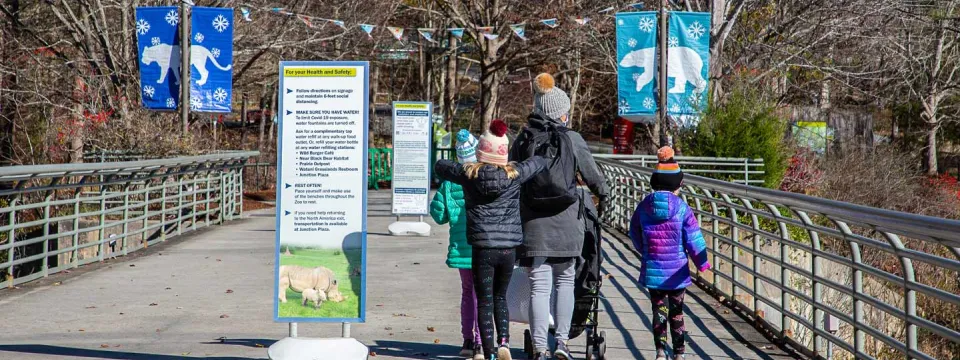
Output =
[{"x1": 274, "y1": 61, "x2": 369, "y2": 323}]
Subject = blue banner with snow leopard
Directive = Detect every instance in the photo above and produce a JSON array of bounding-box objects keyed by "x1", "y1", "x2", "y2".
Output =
[
  {"x1": 190, "y1": 7, "x2": 234, "y2": 113},
  {"x1": 135, "y1": 7, "x2": 180, "y2": 111},
  {"x1": 667, "y1": 12, "x2": 710, "y2": 117},
  {"x1": 616, "y1": 12, "x2": 659, "y2": 123}
]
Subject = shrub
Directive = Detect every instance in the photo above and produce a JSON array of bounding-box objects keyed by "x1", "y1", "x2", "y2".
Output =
[{"x1": 678, "y1": 83, "x2": 791, "y2": 188}]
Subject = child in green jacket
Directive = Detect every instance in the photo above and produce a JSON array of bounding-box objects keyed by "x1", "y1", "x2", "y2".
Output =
[{"x1": 431, "y1": 129, "x2": 482, "y2": 360}]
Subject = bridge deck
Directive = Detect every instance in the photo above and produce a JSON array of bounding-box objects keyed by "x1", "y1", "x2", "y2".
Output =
[{"x1": 0, "y1": 195, "x2": 797, "y2": 359}]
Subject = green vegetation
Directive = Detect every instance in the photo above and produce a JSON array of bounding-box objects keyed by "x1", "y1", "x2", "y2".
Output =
[
  {"x1": 278, "y1": 247, "x2": 362, "y2": 319},
  {"x1": 679, "y1": 84, "x2": 791, "y2": 188}
]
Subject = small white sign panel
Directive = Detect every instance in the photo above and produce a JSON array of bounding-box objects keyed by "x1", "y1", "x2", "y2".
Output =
[{"x1": 391, "y1": 101, "x2": 432, "y2": 215}]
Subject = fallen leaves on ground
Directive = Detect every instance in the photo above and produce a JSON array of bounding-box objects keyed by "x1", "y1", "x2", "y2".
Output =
[
  {"x1": 216, "y1": 259, "x2": 222, "y2": 262},
  {"x1": 427, "y1": 327, "x2": 435, "y2": 332},
  {"x1": 384, "y1": 327, "x2": 392, "y2": 331},
  {"x1": 53, "y1": 282, "x2": 62, "y2": 286},
  {"x1": 433, "y1": 339, "x2": 439, "y2": 344},
  {"x1": 100, "y1": 344, "x2": 109, "y2": 348},
  {"x1": 225, "y1": 289, "x2": 234, "y2": 294},
  {"x1": 369, "y1": 351, "x2": 377, "y2": 357},
  {"x1": 129, "y1": 264, "x2": 135, "y2": 267},
  {"x1": 220, "y1": 314, "x2": 230, "y2": 318},
  {"x1": 78, "y1": 329, "x2": 85, "y2": 332},
  {"x1": 85, "y1": 306, "x2": 96, "y2": 309},
  {"x1": 165, "y1": 287, "x2": 171, "y2": 290},
  {"x1": 149, "y1": 303, "x2": 158, "y2": 306},
  {"x1": 392, "y1": 313, "x2": 408, "y2": 317}
]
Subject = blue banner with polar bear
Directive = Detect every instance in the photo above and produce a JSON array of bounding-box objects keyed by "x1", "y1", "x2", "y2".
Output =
[
  {"x1": 616, "y1": 12, "x2": 659, "y2": 121},
  {"x1": 666, "y1": 12, "x2": 710, "y2": 116},
  {"x1": 135, "y1": 7, "x2": 180, "y2": 111},
  {"x1": 190, "y1": 7, "x2": 234, "y2": 113}
]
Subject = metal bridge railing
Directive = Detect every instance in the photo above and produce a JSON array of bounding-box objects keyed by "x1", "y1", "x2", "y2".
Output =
[
  {"x1": 0, "y1": 151, "x2": 258, "y2": 289},
  {"x1": 594, "y1": 154, "x2": 765, "y2": 185},
  {"x1": 596, "y1": 158, "x2": 960, "y2": 360}
]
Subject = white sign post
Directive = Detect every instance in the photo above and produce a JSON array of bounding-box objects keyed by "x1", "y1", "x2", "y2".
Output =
[
  {"x1": 388, "y1": 101, "x2": 432, "y2": 236},
  {"x1": 272, "y1": 61, "x2": 369, "y2": 357}
]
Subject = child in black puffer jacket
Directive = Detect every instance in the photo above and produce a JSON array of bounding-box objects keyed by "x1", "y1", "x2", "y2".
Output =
[{"x1": 435, "y1": 119, "x2": 546, "y2": 360}]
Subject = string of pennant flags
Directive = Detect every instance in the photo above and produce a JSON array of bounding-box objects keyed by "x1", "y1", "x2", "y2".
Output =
[{"x1": 236, "y1": 3, "x2": 647, "y2": 43}]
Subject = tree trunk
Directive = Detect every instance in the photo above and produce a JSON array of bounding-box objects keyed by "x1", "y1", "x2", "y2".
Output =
[
  {"x1": 258, "y1": 83, "x2": 271, "y2": 151},
  {"x1": 479, "y1": 40, "x2": 502, "y2": 131},
  {"x1": 69, "y1": 101, "x2": 84, "y2": 164},
  {"x1": 444, "y1": 34, "x2": 458, "y2": 132},
  {"x1": 369, "y1": 65, "x2": 379, "y2": 149},
  {"x1": 925, "y1": 121, "x2": 938, "y2": 176}
]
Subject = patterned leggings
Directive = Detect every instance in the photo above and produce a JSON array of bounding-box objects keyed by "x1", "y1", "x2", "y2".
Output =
[
  {"x1": 473, "y1": 247, "x2": 515, "y2": 357},
  {"x1": 649, "y1": 288, "x2": 687, "y2": 354}
]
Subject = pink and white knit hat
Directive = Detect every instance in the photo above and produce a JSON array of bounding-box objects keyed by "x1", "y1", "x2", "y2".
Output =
[{"x1": 477, "y1": 119, "x2": 510, "y2": 166}]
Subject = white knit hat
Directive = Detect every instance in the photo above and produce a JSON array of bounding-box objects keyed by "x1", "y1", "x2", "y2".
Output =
[
  {"x1": 532, "y1": 73, "x2": 571, "y2": 121},
  {"x1": 477, "y1": 120, "x2": 510, "y2": 166}
]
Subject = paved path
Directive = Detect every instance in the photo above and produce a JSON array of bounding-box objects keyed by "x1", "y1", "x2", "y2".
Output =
[{"x1": 0, "y1": 194, "x2": 797, "y2": 360}]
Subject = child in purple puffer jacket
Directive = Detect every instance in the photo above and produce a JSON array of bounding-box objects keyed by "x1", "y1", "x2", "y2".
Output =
[{"x1": 628, "y1": 147, "x2": 711, "y2": 360}]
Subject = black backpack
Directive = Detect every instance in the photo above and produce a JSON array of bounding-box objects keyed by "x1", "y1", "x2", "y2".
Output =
[{"x1": 516, "y1": 122, "x2": 579, "y2": 210}]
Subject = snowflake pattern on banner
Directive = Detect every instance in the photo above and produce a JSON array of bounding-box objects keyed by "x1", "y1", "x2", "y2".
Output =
[
  {"x1": 639, "y1": 17, "x2": 655, "y2": 33},
  {"x1": 212, "y1": 48, "x2": 221, "y2": 58},
  {"x1": 165, "y1": 10, "x2": 179, "y2": 26},
  {"x1": 617, "y1": 19, "x2": 624, "y2": 26},
  {"x1": 190, "y1": 95, "x2": 202, "y2": 111},
  {"x1": 687, "y1": 21, "x2": 706, "y2": 40},
  {"x1": 628, "y1": 38, "x2": 637, "y2": 47},
  {"x1": 143, "y1": 85, "x2": 155, "y2": 98},
  {"x1": 194, "y1": 32, "x2": 204, "y2": 43},
  {"x1": 669, "y1": 104, "x2": 681, "y2": 114},
  {"x1": 151, "y1": 37, "x2": 161, "y2": 46},
  {"x1": 212, "y1": 14, "x2": 230, "y2": 32},
  {"x1": 136, "y1": 19, "x2": 150, "y2": 35},
  {"x1": 618, "y1": 99, "x2": 630, "y2": 114},
  {"x1": 166, "y1": 98, "x2": 176, "y2": 108},
  {"x1": 643, "y1": 97, "x2": 655, "y2": 109},
  {"x1": 669, "y1": 36, "x2": 679, "y2": 47},
  {"x1": 213, "y1": 88, "x2": 228, "y2": 103}
]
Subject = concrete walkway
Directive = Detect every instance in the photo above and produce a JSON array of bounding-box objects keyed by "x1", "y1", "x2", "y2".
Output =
[{"x1": 0, "y1": 195, "x2": 797, "y2": 360}]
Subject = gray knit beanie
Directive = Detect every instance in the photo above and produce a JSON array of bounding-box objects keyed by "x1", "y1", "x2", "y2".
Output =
[{"x1": 532, "y1": 73, "x2": 571, "y2": 121}]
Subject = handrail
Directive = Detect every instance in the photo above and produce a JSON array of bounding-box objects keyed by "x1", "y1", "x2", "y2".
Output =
[
  {"x1": 594, "y1": 154, "x2": 766, "y2": 185},
  {"x1": 0, "y1": 152, "x2": 258, "y2": 289},
  {"x1": 596, "y1": 157, "x2": 960, "y2": 360}
]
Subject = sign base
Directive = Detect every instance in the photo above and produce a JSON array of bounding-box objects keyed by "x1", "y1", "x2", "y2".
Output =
[
  {"x1": 388, "y1": 221, "x2": 431, "y2": 237},
  {"x1": 268, "y1": 337, "x2": 368, "y2": 360}
]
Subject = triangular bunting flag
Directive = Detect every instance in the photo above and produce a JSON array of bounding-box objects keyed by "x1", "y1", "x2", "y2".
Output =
[
  {"x1": 540, "y1": 18, "x2": 559, "y2": 28},
  {"x1": 387, "y1": 26, "x2": 405, "y2": 41},
  {"x1": 598, "y1": 6, "x2": 615, "y2": 13},
  {"x1": 629, "y1": 3, "x2": 645, "y2": 9},
  {"x1": 510, "y1": 24, "x2": 527, "y2": 41},
  {"x1": 270, "y1": 7, "x2": 283, "y2": 13},
  {"x1": 240, "y1": 7, "x2": 252, "y2": 22},
  {"x1": 299, "y1": 15, "x2": 314, "y2": 28},
  {"x1": 360, "y1": 24, "x2": 376, "y2": 38},
  {"x1": 330, "y1": 19, "x2": 346, "y2": 29},
  {"x1": 478, "y1": 26, "x2": 498, "y2": 40},
  {"x1": 575, "y1": 17, "x2": 591, "y2": 25},
  {"x1": 418, "y1": 28, "x2": 437, "y2": 43},
  {"x1": 448, "y1": 28, "x2": 465, "y2": 38}
]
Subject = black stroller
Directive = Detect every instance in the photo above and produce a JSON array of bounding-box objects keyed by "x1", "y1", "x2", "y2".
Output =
[{"x1": 522, "y1": 194, "x2": 607, "y2": 359}]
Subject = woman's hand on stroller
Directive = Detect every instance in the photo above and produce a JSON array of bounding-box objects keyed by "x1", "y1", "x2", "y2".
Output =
[{"x1": 597, "y1": 195, "x2": 608, "y2": 218}]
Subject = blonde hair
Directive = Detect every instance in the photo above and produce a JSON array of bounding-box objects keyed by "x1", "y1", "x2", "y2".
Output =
[{"x1": 463, "y1": 162, "x2": 520, "y2": 180}]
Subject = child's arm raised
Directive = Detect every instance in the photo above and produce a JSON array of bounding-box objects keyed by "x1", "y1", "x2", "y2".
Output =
[
  {"x1": 681, "y1": 205, "x2": 711, "y2": 272},
  {"x1": 429, "y1": 182, "x2": 450, "y2": 225},
  {"x1": 434, "y1": 159, "x2": 468, "y2": 185},
  {"x1": 513, "y1": 155, "x2": 548, "y2": 183}
]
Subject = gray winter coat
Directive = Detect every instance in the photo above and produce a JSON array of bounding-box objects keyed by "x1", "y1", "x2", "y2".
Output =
[
  {"x1": 434, "y1": 157, "x2": 547, "y2": 249},
  {"x1": 510, "y1": 114, "x2": 609, "y2": 258}
]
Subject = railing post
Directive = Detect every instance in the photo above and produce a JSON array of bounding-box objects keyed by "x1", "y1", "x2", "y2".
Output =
[
  {"x1": 219, "y1": 171, "x2": 227, "y2": 224},
  {"x1": 122, "y1": 182, "x2": 131, "y2": 256},
  {"x1": 72, "y1": 184, "x2": 81, "y2": 268},
  {"x1": 160, "y1": 178, "x2": 168, "y2": 242},
  {"x1": 143, "y1": 179, "x2": 150, "y2": 248},
  {"x1": 192, "y1": 173, "x2": 198, "y2": 231},
  {"x1": 98, "y1": 184, "x2": 107, "y2": 262},
  {"x1": 238, "y1": 167, "x2": 245, "y2": 216},
  {"x1": 41, "y1": 178, "x2": 60, "y2": 278},
  {"x1": 744, "y1": 159, "x2": 750, "y2": 185},
  {"x1": 797, "y1": 211, "x2": 823, "y2": 356},
  {"x1": 6, "y1": 195, "x2": 19, "y2": 287},
  {"x1": 205, "y1": 172, "x2": 213, "y2": 226},
  {"x1": 177, "y1": 175, "x2": 184, "y2": 236}
]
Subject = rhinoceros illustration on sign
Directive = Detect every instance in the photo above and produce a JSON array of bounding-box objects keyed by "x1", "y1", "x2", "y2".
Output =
[{"x1": 619, "y1": 46, "x2": 706, "y2": 94}]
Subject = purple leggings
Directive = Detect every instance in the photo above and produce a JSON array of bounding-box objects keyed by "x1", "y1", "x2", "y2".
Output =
[{"x1": 459, "y1": 269, "x2": 482, "y2": 344}]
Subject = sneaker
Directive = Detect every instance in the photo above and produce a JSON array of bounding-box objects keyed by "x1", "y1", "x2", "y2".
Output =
[
  {"x1": 553, "y1": 340, "x2": 571, "y2": 360},
  {"x1": 533, "y1": 351, "x2": 550, "y2": 360},
  {"x1": 460, "y1": 340, "x2": 475, "y2": 357},
  {"x1": 472, "y1": 343, "x2": 484, "y2": 360},
  {"x1": 655, "y1": 349, "x2": 667, "y2": 360},
  {"x1": 496, "y1": 341, "x2": 512, "y2": 360}
]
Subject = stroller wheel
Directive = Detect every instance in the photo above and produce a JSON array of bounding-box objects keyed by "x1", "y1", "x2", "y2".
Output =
[
  {"x1": 598, "y1": 331, "x2": 607, "y2": 360},
  {"x1": 524, "y1": 329, "x2": 533, "y2": 359},
  {"x1": 585, "y1": 342, "x2": 595, "y2": 360}
]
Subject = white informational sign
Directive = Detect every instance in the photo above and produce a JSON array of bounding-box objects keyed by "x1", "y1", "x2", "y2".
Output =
[
  {"x1": 275, "y1": 61, "x2": 368, "y2": 323},
  {"x1": 391, "y1": 101, "x2": 432, "y2": 215}
]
